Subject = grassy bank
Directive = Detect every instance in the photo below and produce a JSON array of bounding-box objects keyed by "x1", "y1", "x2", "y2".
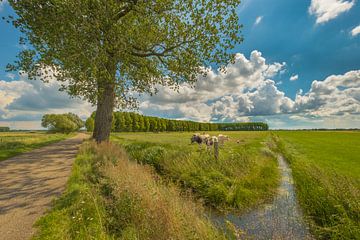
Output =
[
  {"x1": 273, "y1": 131, "x2": 360, "y2": 239},
  {"x1": 111, "y1": 132, "x2": 280, "y2": 212},
  {"x1": 0, "y1": 132, "x2": 71, "y2": 161},
  {"x1": 34, "y1": 141, "x2": 229, "y2": 239}
]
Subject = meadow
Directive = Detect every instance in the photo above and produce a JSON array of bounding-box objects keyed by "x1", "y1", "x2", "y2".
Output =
[
  {"x1": 111, "y1": 131, "x2": 280, "y2": 212},
  {"x1": 31, "y1": 130, "x2": 359, "y2": 239},
  {"x1": 273, "y1": 131, "x2": 360, "y2": 239},
  {"x1": 0, "y1": 132, "x2": 72, "y2": 161}
]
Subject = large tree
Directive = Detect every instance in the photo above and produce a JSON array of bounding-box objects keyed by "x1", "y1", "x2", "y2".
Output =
[{"x1": 7, "y1": 0, "x2": 242, "y2": 142}]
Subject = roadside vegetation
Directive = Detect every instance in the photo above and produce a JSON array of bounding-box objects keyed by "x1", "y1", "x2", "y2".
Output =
[
  {"x1": 0, "y1": 132, "x2": 71, "y2": 161},
  {"x1": 273, "y1": 131, "x2": 360, "y2": 240},
  {"x1": 34, "y1": 142, "x2": 230, "y2": 240},
  {"x1": 111, "y1": 132, "x2": 280, "y2": 212}
]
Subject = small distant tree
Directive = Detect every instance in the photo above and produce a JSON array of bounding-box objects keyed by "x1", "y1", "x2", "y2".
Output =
[{"x1": 42, "y1": 113, "x2": 83, "y2": 133}]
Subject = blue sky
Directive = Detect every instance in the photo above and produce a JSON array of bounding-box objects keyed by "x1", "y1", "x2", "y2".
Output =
[{"x1": 0, "y1": 0, "x2": 359, "y2": 129}]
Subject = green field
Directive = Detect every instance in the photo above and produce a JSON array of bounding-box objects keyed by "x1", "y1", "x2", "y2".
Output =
[
  {"x1": 0, "y1": 132, "x2": 72, "y2": 161},
  {"x1": 274, "y1": 131, "x2": 360, "y2": 239},
  {"x1": 32, "y1": 130, "x2": 359, "y2": 239},
  {"x1": 111, "y1": 131, "x2": 280, "y2": 212}
]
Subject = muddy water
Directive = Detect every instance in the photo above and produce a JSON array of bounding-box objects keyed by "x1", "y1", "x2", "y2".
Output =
[{"x1": 210, "y1": 156, "x2": 313, "y2": 239}]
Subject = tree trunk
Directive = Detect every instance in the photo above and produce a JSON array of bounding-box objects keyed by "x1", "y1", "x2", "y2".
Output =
[{"x1": 93, "y1": 83, "x2": 115, "y2": 143}]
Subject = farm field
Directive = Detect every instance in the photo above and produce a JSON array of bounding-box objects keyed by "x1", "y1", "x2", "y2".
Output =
[
  {"x1": 0, "y1": 132, "x2": 72, "y2": 161},
  {"x1": 32, "y1": 130, "x2": 360, "y2": 239},
  {"x1": 111, "y1": 131, "x2": 280, "y2": 212},
  {"x1": 274, "y1": 131, "x2": 360, "y2": 239}
]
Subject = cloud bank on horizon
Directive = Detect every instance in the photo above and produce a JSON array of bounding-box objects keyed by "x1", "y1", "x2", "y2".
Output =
[{"x1": 1, "y1": 50, "x2": 359, "y2": 129}]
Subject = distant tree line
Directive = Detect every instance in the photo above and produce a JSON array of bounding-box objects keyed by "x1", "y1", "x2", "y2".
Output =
[
  {"x1": 0, "y1": 127, "x2": 10, "y2": 132},
  {"x1": 85, "y1": 112, "x2": 268, "y2": 132},
  {"x1": 42, "y1": 113, "x2": 84, "y2": 133}
]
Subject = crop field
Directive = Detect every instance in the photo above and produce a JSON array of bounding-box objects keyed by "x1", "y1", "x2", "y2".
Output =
[
  {"x1": 274, "y1": 131, "x2": 360, "y2": 239},
  {"x1": 111, "y1": 131, "x2": 280, "y2": 212},
  {"x1": 0, "y1": 132, "x2": 72, "y2": 161}
]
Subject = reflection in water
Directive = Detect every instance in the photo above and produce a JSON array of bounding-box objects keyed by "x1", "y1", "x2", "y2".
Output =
[{"x1": 210, "y1": 156, "x2": 313, "y2": 240}]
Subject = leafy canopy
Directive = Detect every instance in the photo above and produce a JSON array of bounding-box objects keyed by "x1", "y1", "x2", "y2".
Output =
[
  {"x1": 42, "y1": 113, "x2": 84, "y2": 133},
  {"x1": 8, "y1": 0, "x2": 242, "y2": 107}
]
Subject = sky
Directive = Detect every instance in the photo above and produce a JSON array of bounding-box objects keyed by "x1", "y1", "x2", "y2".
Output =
[{"x1": 0, "y1": 0, "x2": 359, "y2": 129}]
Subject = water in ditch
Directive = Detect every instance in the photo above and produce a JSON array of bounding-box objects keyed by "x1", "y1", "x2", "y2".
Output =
[{"x1": 210, "y1": 155, "x2": 313, "y2": 239}]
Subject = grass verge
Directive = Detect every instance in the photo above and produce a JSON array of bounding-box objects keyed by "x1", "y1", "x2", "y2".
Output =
[
  {"x1": 111, "y1": 132, "x2": 280, "y2": 212},
  {"x1": 0, "y1": 132, "x2": 72, "y2": 161},
  {"x1": 34, "y1": 141, "x2": 229, "y2": 240},
  {"x1": 272, "y1": 132, "x2": 360, "y2": 240}
]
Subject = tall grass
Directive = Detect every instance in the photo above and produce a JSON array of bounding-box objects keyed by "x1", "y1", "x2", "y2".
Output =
[
  {"x1": 112, "y1": 132, "x2": 280, "y2": 212},
  {"x1": 34, "y1": 142, "x2": 227, "y2": 239},
  {"x1": 272, "y1": 133, "x2": 360, "y2": 240}
]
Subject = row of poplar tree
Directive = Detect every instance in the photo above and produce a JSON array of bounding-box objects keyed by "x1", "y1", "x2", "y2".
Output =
[{"x1": 86, "y1": 112, "x2": 268, "y2": 132}]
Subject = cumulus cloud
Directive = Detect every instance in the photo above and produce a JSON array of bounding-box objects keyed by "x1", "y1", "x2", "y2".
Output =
[
  {"x1": 0, "y1": 73, "x2": 94, "y2": 128},
  {"x1": 254, "y1": 16, "x2": 263, "y2": 26},
  {"x1": 1, "y1": 51, "x2": 359, "y2": 129},
  {"x1": 309, "y1": 0, "x2": 355, "y2": 24},
  {"x1": 138, "y1": 50, "x2": 290, "y2": 122},
  {"x1": 294, "y1": 70, "x2": 360, "y2": 117},
  {"x1": 351, "y1": 25, "x2": 360, "y2": 37},
  {"x1": 290, "y1": 74, "x2": 299, "y2": 81},
  {"x1": 138, "y1": 51, "x2": 360, "y2": 126}
]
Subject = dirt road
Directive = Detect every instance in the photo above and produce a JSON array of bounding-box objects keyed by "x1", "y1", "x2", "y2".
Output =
[{"x1": 0, "y1": 133, "x2": 88, "y2": 240}]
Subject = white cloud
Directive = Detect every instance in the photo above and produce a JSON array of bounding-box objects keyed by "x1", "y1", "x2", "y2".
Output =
[
  {"x1": 139, "y1": 51, "x2": 360, "y2": 128},
  {"x1": 294, "y1": 70, "x2": 360, "y2": 117},
  {"x1": 309, "y1": 0, "x2": 355, "y2": 24},
  {"x1": 254, "y1": 16, "x2": 263, "y2": 26},
  {"x1": 351, "y1": 25, "x2": 360, "y2": 37},
  {"x1": 290, "y1": 74, "x2": 299, "y2": 81},
  {"x1": 139, "y1": 50, "x2": 288, "y2": 122},
  {"x1": 0, "y1": 73, "x2": 94, "y2": 129}
]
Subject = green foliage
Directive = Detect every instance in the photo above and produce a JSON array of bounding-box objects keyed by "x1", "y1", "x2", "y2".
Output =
[
  {"x1": 41, "y1": 113, "x2": 84, "y2": 133},
  {"x1": 8, "y1": 0, "x2": 242, "y2": 106},
  {"x1": 273, "y1": 131, "x2": 360, "y2": 239},
  {"x1": 92, "y1": 111, "x2": 269, "y2": 132},
  {"x1": 0, "y1": 132, "x2": 70, "y2": 161},
  {"x1": 111, "y1": 132, "x2": 279, "y2": 211},
  {"x1": 0, "y1": 126, "x2": 10, "y2": 132},
  {"x1": 85, "y1": 117, "x2": 95, "y2": 132}
]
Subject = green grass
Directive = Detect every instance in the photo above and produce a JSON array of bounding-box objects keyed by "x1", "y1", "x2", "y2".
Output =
[
  {"x1": 273, "y1": 131, "x2": 360, "y2": 240},
  {"x1": 34, "y1": 141, "x2": 231, "y2": 240},
  {"x1": 0, "y1": 132, "x2": 72, "y2": 161},
  {"x1": 111, "y1": 132, "x2": 280, "y2": 212}
]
